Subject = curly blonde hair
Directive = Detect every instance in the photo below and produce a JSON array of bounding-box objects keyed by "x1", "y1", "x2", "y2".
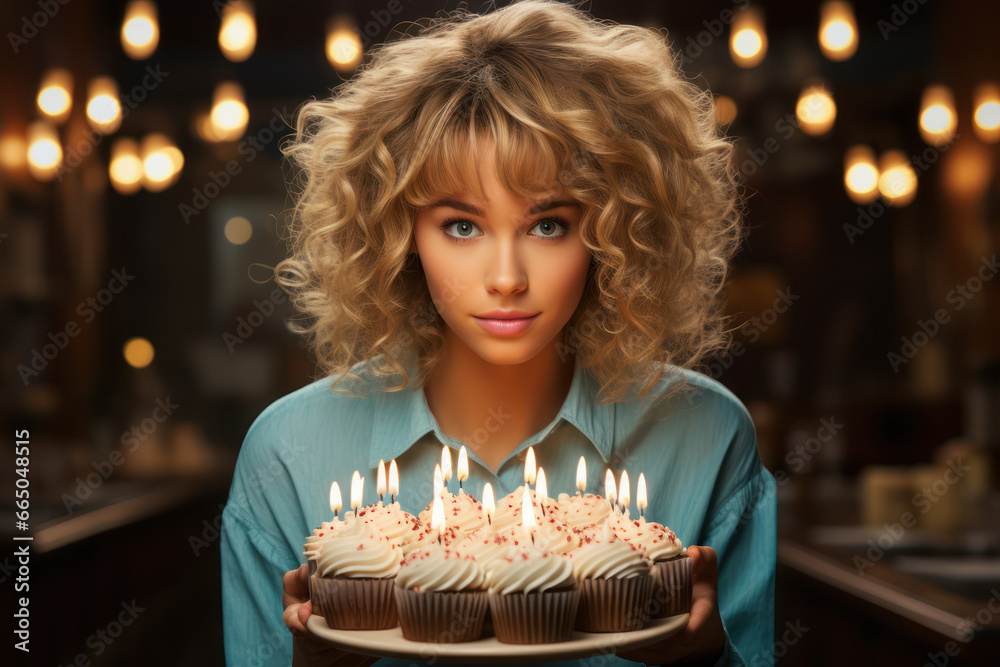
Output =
[{"x1": 275, "y1": 0, "x2": 745, "y2": 404}]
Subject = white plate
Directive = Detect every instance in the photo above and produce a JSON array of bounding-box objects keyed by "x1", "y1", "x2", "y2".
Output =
[{"x1": 306, "y1": 613, "x2": 689, "y2": 663}]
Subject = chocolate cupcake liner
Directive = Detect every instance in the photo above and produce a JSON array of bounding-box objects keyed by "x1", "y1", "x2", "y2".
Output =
[
  {"x1": 488, "y1": 588, "x2": 579, "y2": 644},
  {"x1": 649, "y1": 555, "x2": 693, "y2": 617},
  {"x1": 310, "y1": 575, "x2": 398, "y2": 630},
  {"x1": 307, "y1": 559, "x2": 317, "y2": 601},
  {"x1": 393, "y1": 587, "x2": 488, "y2": 643},
  {"x1": 574, "y1": 574, "x2": 654, "y2": 632}
]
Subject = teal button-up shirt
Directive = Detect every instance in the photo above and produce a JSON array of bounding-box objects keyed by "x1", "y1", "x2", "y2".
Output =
[{"x1": 221, "y1": 353, "x2": 777, "y2": 666}]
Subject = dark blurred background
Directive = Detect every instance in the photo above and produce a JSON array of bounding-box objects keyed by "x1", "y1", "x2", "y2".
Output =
[{"x1": 1, "y1": 0, "x2": 999, "y2": 665}]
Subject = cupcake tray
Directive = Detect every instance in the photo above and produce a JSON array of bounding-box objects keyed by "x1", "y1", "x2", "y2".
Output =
[{"x1": 306, "y1": 612, "x2": 689, "y2": 663}]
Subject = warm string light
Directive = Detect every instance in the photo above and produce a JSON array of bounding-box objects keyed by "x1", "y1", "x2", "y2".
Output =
[
  {"x1": 388, "y1": 459, "x2": 399, "y2": 504},
  {"x1": 376, "y1": 459, "x2": 386, "y2": 504},
  {"x1": 482, "y1": 483, "x2": 495, "y2": 526},
  {"x1": 576, "y1": 456, "x2": 586, "y2": 495},
  {"x1": 457, "y1": 445, "x2": 468, "y2": 494}
]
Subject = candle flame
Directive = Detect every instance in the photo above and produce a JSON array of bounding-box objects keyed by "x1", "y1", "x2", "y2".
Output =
[
  {"x1": 483, "y1": 483, "x2": 495, "y2": 522},
  {"x1": 377, "y1": 459, "x2": 387, "y2": 496},
  {"x1": 637, "y1": 473, "x2": 647, "y2": 511},
  {"x1": 524, "y1": 446, "x2": 536, "y2": 485},
  {"x1": 521, "y1": 487, "x2": 537, "y2": 529},
  {"x1": 536, "y1": 467, "x2": 548, "y2": 501},
  {"x1": 441, "y1": 445, "x2": 452, "y2": 483},
  {"x1": 330, "y1": 481, "x2": 342, "y2": 514},
  {"x1": 388, "y1": 459, "x2": 399, "y2": 496},
  {"x1": 605, "y1": 468, "x2": 617, "y2": 504},
  {"x1": 457, "y1": 445, "x2": 469, "y2": 482},
  {"x1": 350, "y1": 470, "x2": 363, "y2": 511},
  {"x1": 576, "y1": 456, "x2": 587, "y2": 493},
  {"x1": 619, "y1": 470, "x2": 630, "y2": 509},
  {"x1": 433, "y1": 463, "x2": 443, "y2": 498},
  {"x1": 430, "y1": 494, "x2": 445, "y2": 533}
]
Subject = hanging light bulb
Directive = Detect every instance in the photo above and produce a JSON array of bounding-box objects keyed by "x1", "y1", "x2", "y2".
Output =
[
  {"x1": 973, "y1": 82, "x2": 1000, "y2": 144},
  {"x1": 796, "y1": 81, "x2": 836, "y2": 136},
  {"x1": 843, "y1": 145, "x2": 879, "y2": 204},
  {"x1": 0, "y1": 131, "x2": 28, "y2": 175},
  {"x1": 714, "y1": 95, "x2": 737, "y2": 127},
  {"x1": 730, "y1": 6, "x2": 767, "y2": 68},
  {"x1": 210, "y1": 81, "x2": 249, "y2": 142},
  {"x1": 877, "y1": 150, "x2": 917, "y2": 206},
  {"x1": 109, "y1": 138, "x2": 143, "y2": 195},
  {"x1": 219, "y1": 1, "x2": 256, "y2": 62},
  {"x1": 37, "y1": 69, "x2": 73, "y2": 125},
  {"x1": 27, "y1": 120, "x2": 62, "y2": 182},
  {"x1": 818, "y1": 2, "x2": 857, "y2": 61},
  {"x1": 86, "y1": 77, "x2": 122, "y2": 134},
  {"x1": 919, "y1": 84, "x2": 957, "y2": 146},
  {"x1": 140, "y1": 133, "x2": 183, "y2": 192},
  {"x1": 326, "y1": 15, "x2": 362, "y2": 73},
  {"x1": 121, "y1": 1, "x2": 159, "y2": 60}
]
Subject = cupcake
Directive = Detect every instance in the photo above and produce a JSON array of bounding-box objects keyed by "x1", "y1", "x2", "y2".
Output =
[
  {"x1": 310, "y1": 517, "x2": 402, "y2": 629},
  {"x1": 553, "y1": 492, "x2": 613, "y2": 529},
  {"x1": 303, "y1": 515, "x2": 353, "y2": 597},
  {"x1": 611, "y1": 514, "x2": 691, "y2": 617},
  {"x1": 419, "y1": 491, "x2": 488, "y2": 534},
  {"x1": 393, "y1": 544, "x2": 489, "y2": 642},
  {"x1": 568, "y1": 524, "x2": 653, "y2": 632},
  {"x1": 486, "y1": 546, "x2": 579, "y2": 644},
  {"x1": 491, "y1": 486, "x2": 558, "y2": 534},
  {"x1": 356, "y1": 501, "x2": 425, "y2": 556}
]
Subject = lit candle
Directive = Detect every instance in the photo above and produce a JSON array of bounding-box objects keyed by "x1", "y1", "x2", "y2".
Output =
[
  {"x1": 430, "y1": 493, "x2": 445, "y2": 546},
  {"x1": 330, "y1": 481, "x2": 342, "y2": 521},
  {"x1": 433, "y1": 463, "x2": 444, "y2": 498},
  {"x1": 637, "y1": 473, "x2": 647, "y2": 522},
  {"x1": 457, "y1": 445, "x2": 468, "y2": 495},
  {"x1": 388, "y1": 459, "x2": 399, "y2": 505},
  {"x1": 524, "y1": 446, "x2": 536, "y2": 486},
  {"x1": 536, "y1": 467, "x2": 548, "y2": 517},
  {"x1": 576, "y1": 456, "x2": 587, "y2": 495},
  {"x1": 619, "y1": 470, "x2": 630, "y2": 519},
  {"x1": 441, "y1": 445, "x2": 452, "y2": 491},
  {"x1": 350, "y1": 470, "x2": 363, "y2": 514},
  {"x1": 605, "y1": 468, "x2": 618, "y2": 517},
  {"x1": 483, "y1": 482, "x2": 495, "y2": 527},
  {"x1": 377, "y1": 459, "x2": 386, "y2": 505},
  {"x1": 520, "y1": 486, "x2": 537, "y2": 546}
]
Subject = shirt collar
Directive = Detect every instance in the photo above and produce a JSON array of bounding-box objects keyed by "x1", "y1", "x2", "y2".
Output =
[{"x1": 366, "y1": 352, "x2": 614, "y2": 469}]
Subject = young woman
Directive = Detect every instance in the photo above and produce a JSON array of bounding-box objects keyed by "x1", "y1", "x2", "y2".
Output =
[{"x1": 220, "y1": 2, "x2": 776, "y2": 666}]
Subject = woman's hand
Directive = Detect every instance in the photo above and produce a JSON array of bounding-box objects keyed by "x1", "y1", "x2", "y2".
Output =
[
  {"x1": 283, "y1": 563, "x2": 377, "y2": 667},
  {"x1": 617, "y1": 545, "x2": 727, "y2": 665}
]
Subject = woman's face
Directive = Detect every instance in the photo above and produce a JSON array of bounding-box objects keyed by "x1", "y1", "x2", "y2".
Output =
[{"x1": 412, "y1": 145, "x2": 593, "y2": 366}]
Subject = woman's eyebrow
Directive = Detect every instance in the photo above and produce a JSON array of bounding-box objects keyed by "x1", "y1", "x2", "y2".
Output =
[{"x1": 426, "y1": 198, "x2": 581, "y2": 216}]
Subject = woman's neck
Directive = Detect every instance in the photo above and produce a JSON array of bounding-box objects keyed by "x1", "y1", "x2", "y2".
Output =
[{"x1": 423, "y1": 337, "x2": 577, "y2": 473}]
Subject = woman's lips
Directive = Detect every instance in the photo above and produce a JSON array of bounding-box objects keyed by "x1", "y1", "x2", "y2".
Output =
[{"x1": 473, "y1": 314, "x2": 539, "y2": 336}]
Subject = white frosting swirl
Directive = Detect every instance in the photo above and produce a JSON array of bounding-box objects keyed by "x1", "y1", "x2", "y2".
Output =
[
  {"x1": 553, "y1": 492, "x2": 612, "y2": 528},
  {"x1": 569, "y1": 528, "x2": 649, "y2": 580},
  {"x1": 357, "y1": 501, "x2": 421, "y2": 548},
  {"x1": 395, "y1": 544, "x2": 487, "y2": 591},
  {"x1": 315, "y1": 517, "x2": 402, "y2": 578},
  {"x1": 486, "y1": 546, "x2": 576, "y2": 594},
  {"x1": 419, "y1": 491, "x2": 488, "y2": 534},
  {"x1": 451, "y1": 528, "x2": 511, "y2": 576},
  {"x1": 491, "y1": 486, "x2": 558, "y2": 533},
  {"x1": 609, "y1": 511, "x2": 684, "y2": 560}
]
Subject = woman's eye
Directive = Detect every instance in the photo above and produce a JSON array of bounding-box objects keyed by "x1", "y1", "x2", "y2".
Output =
[{"x1": 439, "y1": 217, "x2": 570, "y2": 243}]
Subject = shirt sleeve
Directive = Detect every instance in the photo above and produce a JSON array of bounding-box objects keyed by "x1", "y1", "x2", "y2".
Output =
[
  {"x1": 701, "y1": 464, "x2": 777, "y2": 667},
  {"x1": 221, "y1": 499, "x2": 300, "y2": 667}
]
